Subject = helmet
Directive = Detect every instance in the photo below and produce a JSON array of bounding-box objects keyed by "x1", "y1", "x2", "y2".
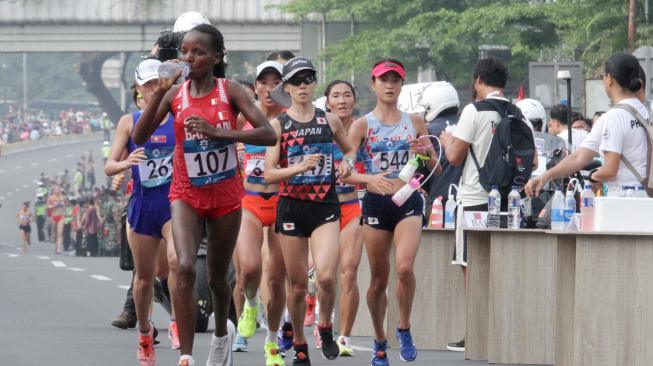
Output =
[
  {"x1": 173, "y1": 11, "x2": 211, "y2": 33},
  {"x1": 516, "y1": 98, "x2": 546, "y2": 123},
  {"x1": 419, "y1": 81, "x2": 459, "y2": 121}
]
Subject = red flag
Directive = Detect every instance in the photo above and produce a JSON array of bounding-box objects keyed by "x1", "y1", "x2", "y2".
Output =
[{"x1": 517, "y1": 83, "x2": 525, "y2": 101}]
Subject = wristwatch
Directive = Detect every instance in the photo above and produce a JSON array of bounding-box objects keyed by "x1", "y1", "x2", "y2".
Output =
[
  {"x1": 588, "y1": 168, "x2": 600, "y2": 184},
  {"x1": 344, "y1": 157, "x2": 354, "y2": 167}
]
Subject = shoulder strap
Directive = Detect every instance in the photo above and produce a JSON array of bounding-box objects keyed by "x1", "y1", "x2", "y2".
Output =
[{"x1": 611, "y1": 103, "x2": 652, "y2": 183}]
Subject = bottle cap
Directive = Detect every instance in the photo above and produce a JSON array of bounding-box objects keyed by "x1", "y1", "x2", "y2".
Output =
[
  {"x1": 408, "y1": 178, "x2": 421, "y2": 188},
  {"x1": 584, "y1": 183, "x2": 592, "y2": 189}
]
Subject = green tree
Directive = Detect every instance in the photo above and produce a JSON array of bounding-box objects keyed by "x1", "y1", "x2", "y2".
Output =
[
  {"x1": 553, "y1": 0, "x2": 653, "y2": 75},
  {"x1": 278, "y1": 0, "x2": 559, "y2": 88}
]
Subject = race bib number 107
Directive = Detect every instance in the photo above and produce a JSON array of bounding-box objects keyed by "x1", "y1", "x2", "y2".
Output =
[{"x1": 184, "y1": 139, "x2": 237, "y2": 186}]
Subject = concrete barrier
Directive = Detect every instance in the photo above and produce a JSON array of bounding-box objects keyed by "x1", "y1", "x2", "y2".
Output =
[{"x1": 1, "y1": 132, "x2": 104, "y2": 156}]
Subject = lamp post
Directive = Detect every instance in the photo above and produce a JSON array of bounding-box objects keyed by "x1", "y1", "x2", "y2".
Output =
[{"x1": 557, "y1": 70, "x2": 572, "y2": 148}]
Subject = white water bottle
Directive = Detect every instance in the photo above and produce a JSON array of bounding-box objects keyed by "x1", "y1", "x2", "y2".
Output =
[
  {"x1": 564, "y1": 186, "x2": 576, "y2": 226},
  {"x1": 431, "y1": 196, "x2": 444, "y2": 228},
  {"x1": 398, "y1": 157, "x2": 419, "y2": 183},
  {"x1": 444, "y1": 194, "x2": 457, "y2": 229},
  {"x1": 580, "y1": 183, "x2": 595, "y2": 231},
  {"x1": 507, "y1": 186, "x2": 521, "y2": 229},
  {"x1": 551, "y1": 186, "x2": 565, "y2": 231},
  {"x1": 487, "y1": 186, "x2": 501, "y2": 228},
  {"x1": 392, "y1": 177, "x2": 421, "y2": 207},
  {"x1": 158, "y1": 61, "x2": 190, "y2": 79}
]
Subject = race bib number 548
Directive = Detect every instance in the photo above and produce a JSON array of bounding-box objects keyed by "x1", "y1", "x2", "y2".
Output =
[{"x1": 184, "y1": 139, "x2": 237, "y2": 186}]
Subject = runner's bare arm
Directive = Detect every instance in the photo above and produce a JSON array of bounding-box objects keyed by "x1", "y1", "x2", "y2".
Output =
[
  {"x1": 132, "y1": 84, "x2": 178, "y2": 145},
  {"x1": 327, "y1": 112, "x2": 353, "y2": 178},
  {"x1": 411, "y1": 115, "x2": 441, "y2": 174},
  {"x1": 105, "y1": 114, "x2": 140, "y2": 176},
  {"x1": 263, "y1": 118, "x2": 317, "y2": 184}
]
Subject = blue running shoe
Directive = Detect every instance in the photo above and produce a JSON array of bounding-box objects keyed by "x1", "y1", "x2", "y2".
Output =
[
  {"x1": 233, "y1": 334, "x2": 248, "y2": 352},
  {"x1": 396, "y1": 328, "x2": 417, "y2": 361},
  {"x1": 277, "y1": 322, "x2": 294, "y2": 352},
  {"x1": 371, "y1": 340, "x2": 389, "y2": 366}
]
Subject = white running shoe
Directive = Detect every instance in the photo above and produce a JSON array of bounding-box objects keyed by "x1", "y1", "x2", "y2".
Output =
[
  {"x1": 206, "y1": 320, "x2": 235, "y2": 366},
  {"x1": 179, "y1": 354, "x2": 195, "y2": 366}
]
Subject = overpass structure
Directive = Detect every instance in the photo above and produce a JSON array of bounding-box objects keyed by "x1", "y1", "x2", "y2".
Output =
[{"x1": 0, "y1": 0, "x2": 301, "y2": 53}]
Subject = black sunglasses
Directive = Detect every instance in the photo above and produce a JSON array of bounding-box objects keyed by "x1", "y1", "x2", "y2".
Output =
[{"x1": 286, "y1": 73, "x2": 317, "y2": 86}]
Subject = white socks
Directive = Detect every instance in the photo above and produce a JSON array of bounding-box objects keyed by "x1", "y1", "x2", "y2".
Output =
[
  {"x1": 246, "y1": 296, "x2": 257, "y2": 308},
  {"x1": 266, "y1": 328, "x2": 277, "y2": 344}
]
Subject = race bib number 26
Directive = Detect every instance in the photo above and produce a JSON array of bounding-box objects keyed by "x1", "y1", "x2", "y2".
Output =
[
  {"x1": 138, "y1": 147, "x2": 174, "y2": 188},
  {"x1": 184, "y1": 139, "x2": 237, "y2": 186}
]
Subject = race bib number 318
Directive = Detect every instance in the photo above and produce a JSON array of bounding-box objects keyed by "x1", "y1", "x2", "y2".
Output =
[{"x1": 184, "y1": 139, "x2": 237, "y2": 186}]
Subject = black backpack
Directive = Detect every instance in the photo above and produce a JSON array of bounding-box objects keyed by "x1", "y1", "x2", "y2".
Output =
[{"x1": 469, "y1": 99, "x2": 536, "y2": 196}]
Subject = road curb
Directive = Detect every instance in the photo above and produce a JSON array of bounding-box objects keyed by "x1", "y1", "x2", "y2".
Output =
[{"x1": 1, "y1": 132, "x2": 105, "y2": 157}]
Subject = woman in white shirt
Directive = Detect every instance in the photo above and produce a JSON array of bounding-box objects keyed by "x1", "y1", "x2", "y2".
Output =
[{"x1": 525, "y1": 52, "x2": 648, "y2": 197}]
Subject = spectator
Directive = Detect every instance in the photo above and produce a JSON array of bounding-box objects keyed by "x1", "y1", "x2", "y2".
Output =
[{"x1": 548, "y1": 104, "x2": 589, "y2": 152}]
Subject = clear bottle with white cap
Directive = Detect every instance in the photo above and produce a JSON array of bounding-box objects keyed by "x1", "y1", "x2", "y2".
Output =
[{"x1": 158, "y1": 62, "x2": 190, "y2": 79}]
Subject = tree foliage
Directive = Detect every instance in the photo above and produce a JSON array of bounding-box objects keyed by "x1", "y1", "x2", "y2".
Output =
[{"x1": 278, "y1": 0, "x2": 651, "y2": 86}]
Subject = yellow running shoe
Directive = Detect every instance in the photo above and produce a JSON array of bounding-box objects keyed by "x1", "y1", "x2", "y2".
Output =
[
  {"x1": 264, "y1": 342, "x2": 285, "y2": 366},
  {"x1": 237, "y1": 300, "x2": 258, "y2": 339},
  {"x1": 338, "y1": 336, "x2": 355, "y2": 357}
]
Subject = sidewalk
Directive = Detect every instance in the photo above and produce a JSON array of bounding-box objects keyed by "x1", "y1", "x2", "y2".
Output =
[{"x1": 1, "y1": 132, "x2": 104, "y2": 157}]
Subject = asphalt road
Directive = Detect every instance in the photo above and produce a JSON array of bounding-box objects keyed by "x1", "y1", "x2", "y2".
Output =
[{"x1": 0, "y1": 140, "x2": 528, "y2": 365}]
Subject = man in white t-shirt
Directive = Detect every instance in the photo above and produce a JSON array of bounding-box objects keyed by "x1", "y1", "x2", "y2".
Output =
[
  {"x1": 439, "y1": 56, "x2": 536, "y2": 352},
  {"x1": 548, "y1": 104, "x2": 589, "y2": 152}
]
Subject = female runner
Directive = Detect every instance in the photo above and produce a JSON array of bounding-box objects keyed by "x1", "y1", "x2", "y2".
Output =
[
  {"x1": 132, "y1": 24, "x2": 276, "y2": 366},
  {"x1": 347, "y1": 59, "x2": 438, "y2": 366},
  {"x1": 265, "y1": 57, "x2": 354, "y2": 365},
  {"x1": 105, "y1": 58, "x2": 180, "y2": 365}
]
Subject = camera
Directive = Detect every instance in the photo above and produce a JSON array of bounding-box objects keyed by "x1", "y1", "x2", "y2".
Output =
[{"x1": 156, "y1": 29, "x2": 184, "y2": 62}]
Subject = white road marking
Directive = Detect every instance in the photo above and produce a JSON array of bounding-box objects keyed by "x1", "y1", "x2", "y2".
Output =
[
  {"x1": 51, "y1": 261, "x2": 66, "y2": 268},
  {"x1": 15, "y1": 188, "x2": 20, "y2": 192},
  {"x1": 38, "y1": 256, "x2": 50, "y2": 260},
  {"x1": 6, "y1": 192, "x2": 12, "y2": 196},
  {"x1": 22, "y1": 184, "x2": 29, "y2": 188},
  {"x1": 6, "y1": 253, "x2": 18, "y2": 258},
  {"x1": 351, "y1": 345, "x2": 374, "y2": 352},
  {"x1": 47, "y1": 158, "x2": 57, "y2": 162},
  {"x1": 90, "y1": 275, "x2": 112, "y2": 281},
  {"x1": 13, "y1": 166, "x2": 21, "y2": 170},
  {"x1": 66, "y1": 154, "x2": 74, "y2": 158},
  {"x1": 0, "y1": 197, "x2": 4, "y2": 200},
  {"x1": 117, "y1": 285, "x2": 130, "y2": 290},
  {"x1": 30, "y1": 162, "x2": 38, "y2": 166},
  {"x1": 67, "y1": 267, "x2": 85, "y2": 272},
  {"x1": 0, "y1": 169, "x2": 6, "y2": 174}
]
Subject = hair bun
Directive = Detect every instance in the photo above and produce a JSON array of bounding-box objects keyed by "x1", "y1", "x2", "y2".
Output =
[{"x1": 628, "y1": 78, "x2": 642, "y2": 92}]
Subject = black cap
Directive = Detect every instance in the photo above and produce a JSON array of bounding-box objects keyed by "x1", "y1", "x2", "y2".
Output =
[{"x1": 269, "y1": 57, "x2": 317, "y2": 107}]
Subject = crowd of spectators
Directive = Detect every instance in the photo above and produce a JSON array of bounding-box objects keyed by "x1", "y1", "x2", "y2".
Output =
[{"x1": 0, "y1": 106, "x2": 111, "y2": 145}]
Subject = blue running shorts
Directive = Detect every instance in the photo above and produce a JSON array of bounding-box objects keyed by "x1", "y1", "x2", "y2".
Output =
[{"x1": 127, "y1": 196, "x2": 171, "y2": 239}]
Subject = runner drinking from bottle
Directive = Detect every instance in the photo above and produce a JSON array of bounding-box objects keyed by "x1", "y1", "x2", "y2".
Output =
[
  {"x1": 346, "y1": 59, "x2": 438, "y2": 366},
  {"x1": 265, "y1": 57, "x2": 355, "y2": 365},
  {"x1": 105, "y1": 58, "x2": 180, "y2": 365},
  {"x1": 132, "y1": 24, "x2": 276, "y2": 366},
  {"x1": 232, "y1": 60, "x2": 287, "y2": 366}
]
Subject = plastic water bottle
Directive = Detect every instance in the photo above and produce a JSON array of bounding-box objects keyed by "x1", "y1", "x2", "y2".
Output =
[
  {"x1": 636, "y1": 185, "x2": 648, "y2": 198},
  {"x1": 551, "y1": 187, "x2": 565, "y2": 231},
  {"x1": 487, "y1": 186, "x2": 501, "y2": 228},
  {"x1": 431, "y1": 196, "x2": 444, "y2": 228},
  {"x1": 444, "y1": 194, "x2": 457, "y2": 229},
  {"x1": 507, "y1": 186, "x2": 521, "y2": 229},
  {"x1": 398, "y1": 156, "x2": 419, "y2": 183},
  {"x1": 623, "y1": 185, "x2": 636, "y2": 197},
  {"x1": 580, "y1": 183, "x2": 595, "y2": 231},
  {"x1": 564, "y1": 186, "x2": 576, "y2": 226},
  {"x1": 158, "y1": 61, "x2": 190, "y2": 79},
  {"x1": 392, "y1": 177, "x2": 421, "y2": 207}
]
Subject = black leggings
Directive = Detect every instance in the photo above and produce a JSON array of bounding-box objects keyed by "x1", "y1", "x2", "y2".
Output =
[{"x1": 86, "y1": 233, "x2": 99, "y2": 257}]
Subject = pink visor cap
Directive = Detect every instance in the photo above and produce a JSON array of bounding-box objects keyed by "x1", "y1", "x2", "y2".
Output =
[{"x1": 371, "y1": 62, "x2": 406, "y2": 80}]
